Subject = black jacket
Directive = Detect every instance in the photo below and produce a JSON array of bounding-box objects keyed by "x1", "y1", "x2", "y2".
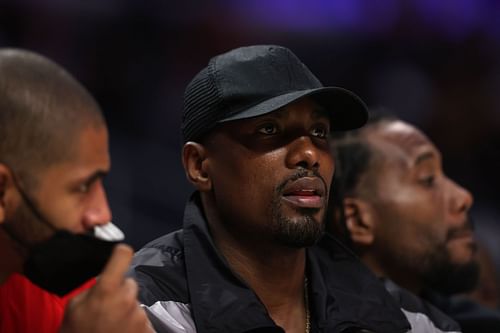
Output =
[
  {"x1": 129, "y1": 193, "x2": 410, "y2": 333},
  {"x1": 423, "y1": 291, "x2": 500, "y2": 333},
  {"x1": 383, "y1": 279, "x2": 462, "y2": 333}
]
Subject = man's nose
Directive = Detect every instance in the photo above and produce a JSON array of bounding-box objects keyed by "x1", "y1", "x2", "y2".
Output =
[
  {"x1": 82, "y1": 182, "x2": 112, "y2": 229},
  {"x1": 449, "y1": 178, "x2": 474, "y2": 216},
  {"x1": 285, "y1": 136, "x2": 321, "y2": 170}
]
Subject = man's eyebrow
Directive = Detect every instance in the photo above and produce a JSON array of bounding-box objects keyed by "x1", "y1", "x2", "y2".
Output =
[
  {"x1": 415, "y1": 151, "x2": 436, "y2": 165},
  {"x1": 80, "y1": 170, "x2": 108, "y2": 185}
]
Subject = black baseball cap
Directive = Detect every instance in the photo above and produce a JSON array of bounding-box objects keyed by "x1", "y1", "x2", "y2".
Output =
[{"x1": 182, "y1": 45, "x2": 368, "y2": 142}]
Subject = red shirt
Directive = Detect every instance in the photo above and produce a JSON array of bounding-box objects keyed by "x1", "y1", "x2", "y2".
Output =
[{"x1": 0, "y1": 274, "x2": 95, "y2": 333}]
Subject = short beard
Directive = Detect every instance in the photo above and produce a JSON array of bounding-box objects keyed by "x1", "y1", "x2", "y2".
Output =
[
  {"x1": 3, "y1": 198, "x2": 52, "y2": 249},
  {"x1": 269, "y1": 170, "x2": 326, "y2": 248},
  {"x1": 421, "y1": 246, "x2": 480, "y2": 295},
  {"x1": 271, "y1": 204, "x2": 324, "y2": 248}
]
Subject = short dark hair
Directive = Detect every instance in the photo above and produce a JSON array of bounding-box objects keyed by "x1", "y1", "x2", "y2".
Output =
[
  {"x1": 0, "y1": 49, "x2": 104, "y2": 187},
  {"x1": 327, "y1": 113, "x2": 398, "y2": 245}
]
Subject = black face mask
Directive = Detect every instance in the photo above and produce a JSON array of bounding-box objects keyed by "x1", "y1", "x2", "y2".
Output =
[
  {"x1": 3, "y1": 170, "x2": 124, "y2": 296},
  {"x1": 23, "y1": 228, "x2": 121, "y2": 296}
]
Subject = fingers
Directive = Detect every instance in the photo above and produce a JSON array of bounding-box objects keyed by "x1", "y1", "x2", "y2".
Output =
[
  {"x1": 119, "y1": 278, "x2": 140, "y2": 311},
  {"x1": 128, "y1": 305, "x2": 155, "y2": 333},
  {"x1": 95, "y1": 243, "x2": 133, "y2": 293},
  {"x1": 120, "y1": 283, "x2": 154, "y2": 333},
  {"x1": 123, "y1": 277, "x2": 139, "y2": 300},
  {"x1": 60, "y1": 244, "x2": 155, "y2": 333}
]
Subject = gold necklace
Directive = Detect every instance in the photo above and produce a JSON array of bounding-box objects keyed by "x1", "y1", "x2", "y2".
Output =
[{"x1": 304, "y1": 277, "x2": 310, "y2": 333}]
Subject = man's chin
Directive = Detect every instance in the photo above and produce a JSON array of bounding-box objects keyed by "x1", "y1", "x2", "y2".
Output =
[
  {"x1": 447, "y1": 237, "x2": 478, "y2": 261},
  {"x1": 274, "y1": 232, "x2": 324, "y2": 249},
  {"x1": 272, "y1": 215, "x2": 324, "y2": 248},
  {"x1": 425, "y1": 260, "x2": 480, "y2": 295}
]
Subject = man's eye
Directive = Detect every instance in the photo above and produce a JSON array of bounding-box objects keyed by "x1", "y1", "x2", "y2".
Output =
[
  {"x1": 311, "y1": 125, "x2": 329, "y2": 138},
  {"x1": 258, "y1": 124, "x2": 278, "y2": 135},
  {"x1": 77, "y1": 183, "x2": 90, "y2": 193},
  {"x1": 419, "y1": 175, "x2": 435, "y2": 188}
]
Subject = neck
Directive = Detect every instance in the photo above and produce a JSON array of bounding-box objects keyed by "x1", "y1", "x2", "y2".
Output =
[
  {"x1": 0, "y1": 227, "x2": 26, "y2": 285},
  {"x1": 203, "y1": 198, "x2": 309, "y2": 332},
  {"x1": 219, "y1": 232, "x2": 307, "y2": 296},
  {"x1": 219, "y1": 236, "x2": 309, "y2": 332}
]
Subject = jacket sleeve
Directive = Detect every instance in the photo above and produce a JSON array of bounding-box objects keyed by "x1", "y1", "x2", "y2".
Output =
[{"x1": 142, "y1": 300, "x2": 196, "y2": 333}]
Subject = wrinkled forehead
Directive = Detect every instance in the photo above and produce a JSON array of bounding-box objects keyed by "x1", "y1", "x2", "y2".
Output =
[{"x1": 367, "y1": 120, "x2": 438, "y2": 167}]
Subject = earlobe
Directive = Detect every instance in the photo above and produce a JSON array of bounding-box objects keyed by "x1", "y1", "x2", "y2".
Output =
[
  {"x1": 182, "y1": 142, "x2": 212, "y2": 191},
  {"x1": 343, "y1": 197, "x2": 375, "y2": 247},
  {"x1": 0, "y1": 164, "x2": 11, "y2": 224}
]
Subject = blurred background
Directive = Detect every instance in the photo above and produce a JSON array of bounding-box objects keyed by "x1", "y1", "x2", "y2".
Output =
[{"x1": 1, "y1": 0, "x2": 499, "y2": 294}]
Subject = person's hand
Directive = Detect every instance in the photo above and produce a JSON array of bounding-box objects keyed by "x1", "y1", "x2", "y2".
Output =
[{"x1": 59, "y1": 244, "x2": 153, "y2": 333}]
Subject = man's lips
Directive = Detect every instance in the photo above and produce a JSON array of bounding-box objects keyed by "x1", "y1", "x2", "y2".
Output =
[
  {"x1": 281, "y1": 177, "x2": 326, "y2": 209},
  {"x1": 446, "y1": 223, "x2": 477, "y2": 251},
  {"x1": 448, "y1": 229, "x2": 475, "y2": 242}
]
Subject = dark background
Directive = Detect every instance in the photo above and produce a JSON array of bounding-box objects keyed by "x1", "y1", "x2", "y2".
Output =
[{"x1": 1, "y1": 0, "x2": 499, "y2": 277}]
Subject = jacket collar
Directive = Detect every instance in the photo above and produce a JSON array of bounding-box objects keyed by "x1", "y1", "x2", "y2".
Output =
[
  {"x1": 309, "y1": 236, "x2": 410, "y2": 332},
  {"x1": 182, "y1": 192, "x2": 409, "y2": 333},
  {"x1": 183, "y1": 193, "x2": 278, "y2": 333}
]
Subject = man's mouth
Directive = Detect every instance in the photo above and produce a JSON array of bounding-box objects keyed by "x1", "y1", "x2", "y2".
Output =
[
  {"x1": 450, "y1": 230, "x2": 473, "y2": 239},
  {"x1": 448, "y1": 230, "x2": 475, "y2": 244},
  {"x1": 447, "y1": 225, "x2": 477, "y2": 252},
  {"x1": 281, "y1": 177, "x2": 325, "y2": 209},
  {"x1": 447, "y1": 221, "x2": 475, "y2": 242}
]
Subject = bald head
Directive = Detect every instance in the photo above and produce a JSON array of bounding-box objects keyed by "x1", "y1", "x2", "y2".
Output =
[{"x1": 0, "y1": 48, "x2": 105, "y2": 187}]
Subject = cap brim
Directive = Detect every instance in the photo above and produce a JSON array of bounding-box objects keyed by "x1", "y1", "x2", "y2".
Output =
[{"x1": 218, "y1": 87, "x2": 368, "y2": 130}]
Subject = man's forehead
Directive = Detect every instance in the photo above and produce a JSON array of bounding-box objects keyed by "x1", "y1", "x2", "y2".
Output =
[
  {"x1": 368, "y1": 121, "x2": 439, "y2": 166},
  {"x1": 59, "y1": 126, "x2": 110, "y2": 176}
]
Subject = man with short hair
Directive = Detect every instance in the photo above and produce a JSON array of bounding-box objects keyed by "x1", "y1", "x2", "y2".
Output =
[
  {"x1": 129, "y1": 45, "x2": 410, "y2": 332},
  {"x1": 0, "y1": 48, "x2": 152, "y2": 333},
  {"x1": 328, "y1": 115, "x2": 500, "y2": 332}
]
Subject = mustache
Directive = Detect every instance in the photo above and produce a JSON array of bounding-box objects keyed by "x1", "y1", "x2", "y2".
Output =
[
  {"x1": 275, "y1": 168, "x2": 327, "y2": 196},
  {"x1": 446, "y1": 217, "x2": 475, "y2": 240}
]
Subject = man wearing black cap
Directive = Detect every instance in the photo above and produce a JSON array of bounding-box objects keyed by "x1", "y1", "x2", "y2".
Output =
[{"x1": 129, "y1": 45, "x2": 410, "y2": 333}]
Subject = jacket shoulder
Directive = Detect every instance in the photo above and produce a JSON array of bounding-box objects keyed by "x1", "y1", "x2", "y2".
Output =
[
  {"x1": 128, "y1": 229, "x2": 189, "y2": 306},
  {"x1": 384, "y1": 279, "x2": 462, "y2": 333}
]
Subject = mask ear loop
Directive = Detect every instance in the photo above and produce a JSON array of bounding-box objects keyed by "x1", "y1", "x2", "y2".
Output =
[
  {"x1": 8, "y1": 168, "x2": 58, "y2": 233},
  {"x1": 0, "y1": 163, "x2": 57, "y2": 249}
]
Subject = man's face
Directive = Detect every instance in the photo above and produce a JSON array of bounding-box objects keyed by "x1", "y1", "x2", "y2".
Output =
[
  {"x1": 203, "y1": 97, "x2": 334, "y2": 248},
  {"x1": 366, "y1": 120, "x2": 477, "y2": 293},
  {"x1": 9, "y1": 125, "x2": 112, "y2": 245}
]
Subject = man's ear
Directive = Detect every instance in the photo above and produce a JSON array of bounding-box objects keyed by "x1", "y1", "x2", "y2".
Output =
[
  {"x1": 0, "y1": 164, "x2": 13, "y2": 224},
  {"x1": 182, "y1": 142, "x2": 212, "y2": 192},
  {"x1": 343, "y1": 197, "x2": 376, "y2": 247}
]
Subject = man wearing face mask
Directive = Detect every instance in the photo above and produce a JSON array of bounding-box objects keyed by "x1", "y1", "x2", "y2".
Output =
[{"x1": 0, "y1": 48, "x2": 152, "y2": 333}]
